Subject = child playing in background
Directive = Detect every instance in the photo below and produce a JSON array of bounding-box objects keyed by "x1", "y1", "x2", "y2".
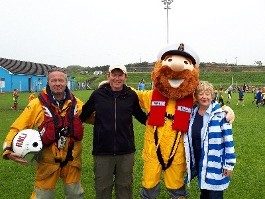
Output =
[
  {"x1": 11, "y1": 88, "x2": 19, "y2": 110},
  {"x1": 226, "y1": 88, "x2": 232, "y2": 104},
  {"x1": 218, "y1": 88, "x2": 224, "y2": 106},
  {"x1": 255, "y1": 88, "x2": 263, "y2": 108},
  {"x1": 236, "y1": 87, "x2": 245, "y2": 106}
]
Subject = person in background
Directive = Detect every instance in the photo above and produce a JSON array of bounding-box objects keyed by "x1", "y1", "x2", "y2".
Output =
[
  {"x1": 242, "y1": 83, "x2": 247, "y2": 92},
  {"x1": 11, "y1": 88, "x2": 19, "y2": 110},
  {"x1": 236, "y1": 87, "x2": 245, "y2": 106},
  {"x1": 251, "y1": 87, "x2": 257, "y2": 104},
  {"x1": 217, "y1": 88, "x2": 224, "y2": 106},
  {"x1": 261, "y1": 93, "x2": 265, "y2": 106},
  {"x1": 255, "y1": 88, "x2": 263, "y2": 108},
  {"x1": 2, "y1": 68, "x2": 84, "y2": 199},
  {"x1": 80, "y1": 65, "x2": 147, "y2": 199},
  {"x1": 28, "y1": 90, "x2": 35, "y2": 102},
  {"x1": 138, "y1": 79, "x2": 145, "y2": 90},
  {"x1": 187, "y1": 81, "x2": 236, "y2": 199},
  {"x1": 226, "y1": 88, "x2": 232, "y2": 104},
  {"x1": 213, "y1": 89, "x2": 218, "y2": 101}
]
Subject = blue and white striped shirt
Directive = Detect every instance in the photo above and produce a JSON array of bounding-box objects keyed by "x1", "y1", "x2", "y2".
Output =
[{"x1": 186, "y1": 101, "x2": 236, "y2": 191}]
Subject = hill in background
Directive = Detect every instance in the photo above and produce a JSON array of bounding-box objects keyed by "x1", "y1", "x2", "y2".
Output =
[{"x1": 66, "y1": 62, "x2": 265, "y2": 90}]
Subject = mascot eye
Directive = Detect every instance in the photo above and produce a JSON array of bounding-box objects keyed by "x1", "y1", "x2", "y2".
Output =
[
  {"x1": 184, "y1": 60, "x2": 189, "y2": 64},
  {"x1": 167, "y1": 58, "x2": 173, "y2": 62}
]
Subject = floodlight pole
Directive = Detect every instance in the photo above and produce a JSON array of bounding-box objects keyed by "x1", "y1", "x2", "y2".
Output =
[
  {"x1": 234, "y1": 57, "x2": 238, "y2": 65},
  {"x1": 162, "y1": 0, "x2": 174, "y2": 44}
]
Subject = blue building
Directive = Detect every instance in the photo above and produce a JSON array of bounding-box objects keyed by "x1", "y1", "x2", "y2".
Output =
[{"x1": 0, "y1": 58, "x2": 75, "y2": 92}]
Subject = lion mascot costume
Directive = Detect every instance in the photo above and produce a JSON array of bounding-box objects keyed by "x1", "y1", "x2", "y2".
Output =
[
  {"x1": 136, "y1": 42, "x2": 199, "y2": 199},
  {"x1": 137, "y1": 42, "x2": 233, "y2": 198}
]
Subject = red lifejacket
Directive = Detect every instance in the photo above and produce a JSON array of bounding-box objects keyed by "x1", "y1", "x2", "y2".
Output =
[
  {"x1": 38, "y1": 92, "x2": 84, "y2": 146},
  {"x1": 148, "y1": 88, "x2": 193, "y2": 132}
]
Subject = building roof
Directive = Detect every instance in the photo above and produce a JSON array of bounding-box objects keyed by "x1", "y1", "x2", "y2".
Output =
[{"x1": 0, "y1": 57, "x2": 57, "y2": 75}]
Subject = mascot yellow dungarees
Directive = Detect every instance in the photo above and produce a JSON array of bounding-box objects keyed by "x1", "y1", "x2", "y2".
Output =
[{"x1": 137, "y1": 42, "x2": 200, "y2": 199}]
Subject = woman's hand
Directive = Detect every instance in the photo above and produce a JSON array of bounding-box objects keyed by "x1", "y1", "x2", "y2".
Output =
[
  {"x1": 223, "y1": 169, "x2": 233, "y2": 177},
  {"x1": 222, "y1": 105, "x2": 235, "y2": 124}
]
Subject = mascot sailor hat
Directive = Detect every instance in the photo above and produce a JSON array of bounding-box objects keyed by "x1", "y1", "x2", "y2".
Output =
[{"x1": 157, "y1": 42, "x2": 200, "y2": 67}]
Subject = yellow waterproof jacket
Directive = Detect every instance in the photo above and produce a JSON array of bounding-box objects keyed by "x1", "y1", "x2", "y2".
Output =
[
  {"x1": 135, "y1": 90, "x2": 185, "y2": 166},
  {"x1": 3, "y1": 88, "x2": 84, "y2": 172}
]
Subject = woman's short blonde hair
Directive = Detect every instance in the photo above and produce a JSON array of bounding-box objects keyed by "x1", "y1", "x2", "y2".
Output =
[{"x1": 195, "y1": 81, "x2": 214, "y2": 96}]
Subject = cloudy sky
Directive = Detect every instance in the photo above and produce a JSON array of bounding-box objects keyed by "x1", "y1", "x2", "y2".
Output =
[{"x1": 1, "y1": 0, "x2": 264, "y2": 67}]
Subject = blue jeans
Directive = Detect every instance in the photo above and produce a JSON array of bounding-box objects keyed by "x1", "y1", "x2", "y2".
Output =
[{"x1": 200, "y1": 189, "x2": 223, "y2": 199}]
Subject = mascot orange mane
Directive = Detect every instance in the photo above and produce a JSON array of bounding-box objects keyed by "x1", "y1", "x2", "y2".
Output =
[{"x1": 137, "y1": 42, "x2": 200, "y2": 199}]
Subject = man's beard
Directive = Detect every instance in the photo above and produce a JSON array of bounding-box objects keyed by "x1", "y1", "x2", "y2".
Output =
[{"x1": 151, "y1": 66, "x2": 199, "y2": 100}]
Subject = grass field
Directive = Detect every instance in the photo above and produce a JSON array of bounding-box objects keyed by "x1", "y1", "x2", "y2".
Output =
[{"x1": 0, "y1": 86, "x2": 265, "y2": 198}]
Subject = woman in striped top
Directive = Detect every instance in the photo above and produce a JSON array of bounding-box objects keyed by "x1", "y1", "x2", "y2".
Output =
[{"x1": 186, "y1": 81, "x2": 236, "y2": 199}]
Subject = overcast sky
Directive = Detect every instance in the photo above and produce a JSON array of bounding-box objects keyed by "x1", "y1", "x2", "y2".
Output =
[{"x1": 1, "y1": 0, "x2": 265, "y2": 68}]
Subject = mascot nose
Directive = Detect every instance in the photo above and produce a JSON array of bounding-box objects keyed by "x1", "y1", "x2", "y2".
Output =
[{"x1": 162, "y1": 59, "x2": 185, "y2": 72}]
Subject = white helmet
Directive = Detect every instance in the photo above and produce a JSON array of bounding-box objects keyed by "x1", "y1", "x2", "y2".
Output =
[{"x1": 12, "y1": 129, "x2": 43, "y2": 162}]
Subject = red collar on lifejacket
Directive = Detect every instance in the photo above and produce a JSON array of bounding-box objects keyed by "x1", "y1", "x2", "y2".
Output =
[
  {"x1": 148, "y1": 88, "x2": 193, "y2": 132},
  {"x1": 45, "y1": 85, "x2": 71, "y2": 107},
  {"x1": 38, "y1": 90, "x2": 84, "y2": 146}
]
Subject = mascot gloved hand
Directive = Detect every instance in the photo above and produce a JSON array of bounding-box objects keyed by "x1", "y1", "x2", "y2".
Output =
[{"x1": 133, "y1": 42, "x2": 234, "y2": 199}]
